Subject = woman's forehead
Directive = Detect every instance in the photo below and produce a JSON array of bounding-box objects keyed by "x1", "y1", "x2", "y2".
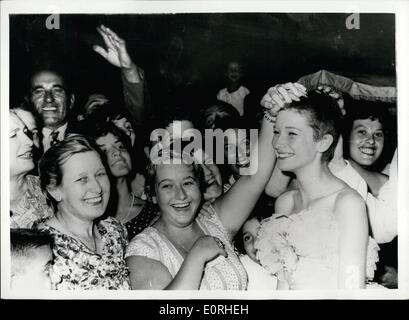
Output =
[
  {"x1": 156, "y1": 163, "x2": 195, "y2": 180},
  {"x1": 62, "y1": 151, "x2": 103, "y2": 175},
  {"x1": 277, "y1": 109, "x2": 310, "y2": 127},
  {"x1": 243, "y1": 218, "x2": 261, "y2": 234},
  {"x1": 97, "y1": 132, "x2": 118, "y2": 145},
  {"x1": 352, "y1": 118, "x2": 383, "y2": 129}
]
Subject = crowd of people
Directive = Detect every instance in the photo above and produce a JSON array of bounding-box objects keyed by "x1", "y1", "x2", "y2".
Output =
[{"x1": 9, "y1": 25, "x2": 397, "y2": 291}]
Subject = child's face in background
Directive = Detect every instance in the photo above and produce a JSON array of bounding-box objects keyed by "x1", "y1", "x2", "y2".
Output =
[
  {"x1": 226, "y1": 62, "x2": 243, "y2": 83},
  {"x1": 11, "y1": 246, "x2": 53, "y2": 290},
  {"x1": 242, "y1": 218, "x2": 261, "y2": 262}
]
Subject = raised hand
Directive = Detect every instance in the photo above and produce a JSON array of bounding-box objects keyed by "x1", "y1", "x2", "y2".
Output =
[
  {"x1": 261, "y1": 82, "x2": 307, "y2": 118},
  {"x1": 93, "y1": 25, "x2": 133, "y2": 69}
]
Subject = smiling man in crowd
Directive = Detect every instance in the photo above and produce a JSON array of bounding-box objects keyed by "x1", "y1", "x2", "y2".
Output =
[{"x1": 28, "y1": 68, "x2": 75, "y2": 152}]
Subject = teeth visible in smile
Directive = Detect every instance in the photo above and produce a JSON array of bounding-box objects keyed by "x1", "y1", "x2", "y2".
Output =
[
  {"x1": 19, "y1": 151, "x2": 33, "y2": 159},
  {"x1": 85, "y1": 196, "x2": 102, "y2": 204},
  {"x1": 277, "y1": 152, "x2": 294, "y2": 159},
  {"x1": 43, "y1": 107, "x2": 57, "y2": 111},
  {"x1": 172, "y1": 203, "x2": 190, "y2": 209},
  {"x1": 360, "y1": 147, "x2": 375, "y2": 155}
]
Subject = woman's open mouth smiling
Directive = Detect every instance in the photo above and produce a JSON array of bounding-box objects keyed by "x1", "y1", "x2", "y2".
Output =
[
  {"x1": 18, "y1": 150, "x2": 33, "y2": 159},
  {"x1": 171, "y1": 202, "x2": 191, "y2": 210},
  {"x1": 275, "y1": 150, "x2": 294, "y2": 160},
  {"x1": 359, "y1": 146, "x2": 376, "y2": 156},
  {"x1": 84, "y1": 195, "x2": 103, "y2": 205}
]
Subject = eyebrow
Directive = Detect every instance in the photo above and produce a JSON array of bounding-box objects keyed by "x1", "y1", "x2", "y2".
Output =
[
  {"x1": 74, "y1": 172, "x2": 87, "y2": 179},
  {"x1": 284, "y1": 126, "x2": 302, "y2": 131},
  {"x1": 32, "y1": 84, "x2": 65, "y2": 90},
  {"x1": 353, "y1": 123, "x2": 383, "y2": 130},
  {"x1": 158, "y1": 179, "x2": 172, "y2": 185},
  {"x1": 158, "y1": 175, "x2": 195, "y2": 185}
]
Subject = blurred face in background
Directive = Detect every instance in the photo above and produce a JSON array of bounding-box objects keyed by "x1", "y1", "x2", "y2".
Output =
[
  {"x1": 226, "y1": 61, "x2": 243, "y2": 83},
  {"x1": 14, "y1": 109, "x2": 41, "y2": 149},
  {"x1": 96, "y1": 133, "x2": 132, "y2": 178},
  {"x1": 113, "y1": 116, "x2": 136, "y2": 146},
  {"x1": 224, "y1": 128, "x2": 251, "y2": 177},
  {"x1": 201, "y1": 163, "x2": 222, "y2": 201},
  {"x1": 10, "y1": 112, "x2": 34, "y2": 177}
]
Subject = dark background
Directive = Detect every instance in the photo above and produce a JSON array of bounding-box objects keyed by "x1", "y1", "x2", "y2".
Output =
[{"x1": 9, "y1": 13, "x2": 396, "y2": 111}]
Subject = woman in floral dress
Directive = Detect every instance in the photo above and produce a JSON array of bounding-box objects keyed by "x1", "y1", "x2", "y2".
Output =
[{"x1": 36, "y1": 135, "x2": 130, "y2": 289}]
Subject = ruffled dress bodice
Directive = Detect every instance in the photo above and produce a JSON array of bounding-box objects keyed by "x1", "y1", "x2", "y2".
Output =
[{"x1": 255, "y1": 208, "x2": 380, "y2": 290}]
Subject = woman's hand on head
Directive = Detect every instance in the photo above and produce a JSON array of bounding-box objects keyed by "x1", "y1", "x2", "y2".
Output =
[
  {"x1": 261, "y1": 82, "x2": 307, "y2": 117},
  {"x1": 189, "y1": 236, "x2": 227, "y2": 264}
]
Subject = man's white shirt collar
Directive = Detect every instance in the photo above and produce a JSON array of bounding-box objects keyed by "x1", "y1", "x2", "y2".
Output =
[{"x1": 42, "y1": 122, "x2": 68, "y2": 151}]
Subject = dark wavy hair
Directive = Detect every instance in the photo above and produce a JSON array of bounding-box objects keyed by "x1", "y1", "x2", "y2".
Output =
[{"x1": 342, "y1": 99, "x2": 394, "y2": 169}]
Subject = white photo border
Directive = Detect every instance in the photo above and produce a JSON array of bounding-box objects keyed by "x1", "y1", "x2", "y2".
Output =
[{"x1": 1, "y1": 0, "x2": 408, "y2": 300}]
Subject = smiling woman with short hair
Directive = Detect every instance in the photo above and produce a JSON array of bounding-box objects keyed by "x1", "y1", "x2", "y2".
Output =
[
  {"x1": 125, "y1": 101, "x2": 278, "y2": 290},
  {"x1": 36, "y1": 134, "x2": 130, "y2": 290}
]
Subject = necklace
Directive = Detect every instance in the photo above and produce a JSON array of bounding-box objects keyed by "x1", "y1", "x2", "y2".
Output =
[{"x1": 122, "y1": 192, "x2": 135, "y2": 223}]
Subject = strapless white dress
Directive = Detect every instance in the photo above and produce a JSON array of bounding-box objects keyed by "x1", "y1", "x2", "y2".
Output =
[{"x1": 255, "y1": 208, "x2": 381, "y2": 289}]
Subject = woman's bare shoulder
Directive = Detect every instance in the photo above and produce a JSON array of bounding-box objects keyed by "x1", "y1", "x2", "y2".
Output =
[
  {"x1": 334, "y1": 187, "x2": 366, "y2": 219},
  {"x1": 275, "y1": 189, "x2": 298, "y2": 215}
]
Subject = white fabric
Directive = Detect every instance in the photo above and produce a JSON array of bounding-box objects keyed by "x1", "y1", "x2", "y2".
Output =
[
  {"x1": 239, "y1": 254, "x2": 277, "y2": 290},
  {"x1": 331, "y1": 154, "x2": 397, "y2": 244},
  {"x1": 216, "y1": 86, "x2": 250, "y2": 116}
]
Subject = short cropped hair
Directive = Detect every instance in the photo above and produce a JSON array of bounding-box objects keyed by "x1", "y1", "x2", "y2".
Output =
[
  {"x1": 11, "y1": 229, "x2": 53, "y2": 275},
  {"x1": 39, "y1": 134, "x2": 104, "y2": 202},
  {"x1": 145, "y1": 149, "x2": 206, "y2": 199},
  {"x1": 280, "y1": 91, "x2": 343, "y2": 163}
]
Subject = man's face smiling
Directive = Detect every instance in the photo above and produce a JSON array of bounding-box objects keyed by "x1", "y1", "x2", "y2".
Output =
[{"x1": 30, "y1": 71, "x2": 73, "y2": 130}]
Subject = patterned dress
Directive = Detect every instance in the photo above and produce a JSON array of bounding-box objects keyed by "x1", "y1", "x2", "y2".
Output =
[
  {"x1": 37, "y1": 217, "x2": 130, "y2": 290},
  {"x1": 126, "y1": 203, "x2": 247, "y2": 290},
  {"x1": 10, "y1": 175, "x2": 54, "y2": 229},
  {"x1": 124, "y1": 202, "x2": 159, "y2": 241}
]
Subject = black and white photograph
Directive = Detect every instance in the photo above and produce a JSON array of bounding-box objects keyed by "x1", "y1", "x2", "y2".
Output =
[{"x1": 1, "y1": 0, "x2": 408, "y2": 302}]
